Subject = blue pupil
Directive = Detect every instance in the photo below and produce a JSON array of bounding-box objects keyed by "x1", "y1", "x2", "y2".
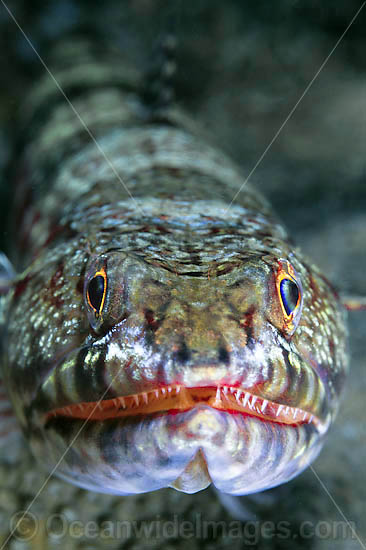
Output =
[{"x1": 280, "y1": 278, "x2": 299, "y2": 316}]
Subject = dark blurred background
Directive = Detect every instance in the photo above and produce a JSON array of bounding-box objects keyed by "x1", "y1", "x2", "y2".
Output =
[{"x1": 1, "y1": 1, "x2": 366, "y2": 238}]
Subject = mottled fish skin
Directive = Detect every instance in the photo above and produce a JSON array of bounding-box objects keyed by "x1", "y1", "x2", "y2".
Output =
[{"x1": 1, "y1": 39, "x2": 348, "y2": 495}]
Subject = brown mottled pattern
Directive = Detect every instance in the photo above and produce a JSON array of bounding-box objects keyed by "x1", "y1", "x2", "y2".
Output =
[{"x1": 1, "y1": 40, "x2": 348, "y2": 495}]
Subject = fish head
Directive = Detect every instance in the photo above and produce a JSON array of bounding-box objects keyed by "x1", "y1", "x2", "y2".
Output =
[{"x1": 5, "y1": 247, "x2": 348, "y2": 495}]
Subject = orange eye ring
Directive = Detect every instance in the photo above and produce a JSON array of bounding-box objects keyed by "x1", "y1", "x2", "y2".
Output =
[
  {"x1": 276, "y1": 260, "x2": 302, "y2": 335},
  {"x1": 86, "y1": 266, "x2": 107, "y2": 318}
]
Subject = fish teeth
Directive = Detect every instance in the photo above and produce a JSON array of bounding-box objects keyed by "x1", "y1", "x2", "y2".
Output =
[
  {"x1": 215, "y1": 386, "x2": 221, "y2": 402},
  {"x1": 242, "y1": 392, "x2": 250, "y2": 407},
  {"x1": 107, "y1": 384, "x2": 313, "y2": 426},
  {"x1": 249, "y1": 396, "x2": 257, "y2": 410}
]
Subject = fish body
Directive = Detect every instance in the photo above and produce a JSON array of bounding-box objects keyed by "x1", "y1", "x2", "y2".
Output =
[{"x1": 0, "y1": 39, "x2": 348, "y2": 495}]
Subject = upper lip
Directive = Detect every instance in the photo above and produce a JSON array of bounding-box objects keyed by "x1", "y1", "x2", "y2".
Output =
[{"x1": 45, "y1": 384, "x2": 324, "y2": 431}]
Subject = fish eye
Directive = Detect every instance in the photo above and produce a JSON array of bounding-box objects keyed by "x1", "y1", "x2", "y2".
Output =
[
  {"x1": 275, "y1": 259, "x2": 303, "y2": 335},
  {"x1": 86, "y1": 267, "x2": 107, "y2": 317},
  {"x1": 280, "y1": 278, "x2": 300, "y2": 316}
]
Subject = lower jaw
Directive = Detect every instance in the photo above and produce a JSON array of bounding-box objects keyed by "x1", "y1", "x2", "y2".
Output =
[{"x1": 37, "y1": 405, "x2": 323, "y2": 495}]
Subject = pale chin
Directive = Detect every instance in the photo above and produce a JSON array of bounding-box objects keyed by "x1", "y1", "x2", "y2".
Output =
[{"x1": 30, "y1": 406, "x2": 325, "y2": 495}]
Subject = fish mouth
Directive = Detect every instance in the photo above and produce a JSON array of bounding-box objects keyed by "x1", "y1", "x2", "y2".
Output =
[{"x1": 46, "y1": 384, "x2": 321, "y2": 430}]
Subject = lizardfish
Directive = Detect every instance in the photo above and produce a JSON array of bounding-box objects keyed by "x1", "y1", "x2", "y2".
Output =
[{"x1": 0, "y1": 38, "x2": 348, "y2": 495}]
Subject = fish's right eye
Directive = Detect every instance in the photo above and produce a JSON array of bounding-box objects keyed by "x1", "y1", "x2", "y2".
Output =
[
  {"x1": 279, "y1": 278, "x2": 300, "y2": 317},
  {"x1": 275, "y1": 259, "x2": 303, "y2": 337},
  {"x1": 86, "y1": 267, "x2": 107, "y2": 318}
]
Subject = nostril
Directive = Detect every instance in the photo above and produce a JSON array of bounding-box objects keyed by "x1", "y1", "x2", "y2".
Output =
[
  {"x1": 218, "y1": 346, "x2": 230, "y2": 365},
  {"x1": 144, "y1": 309, "x2": 160, "y2": 331},
  {"x1": 173, "y1": 342, "x2": 191, "y2": 364}
]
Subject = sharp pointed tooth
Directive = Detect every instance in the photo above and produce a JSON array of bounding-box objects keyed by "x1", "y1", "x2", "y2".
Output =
[
  {"x1": 133, "y1": 395, "x2": 139, "y2": 406},
  {"x1": 155, "y1": 389, "x2": 159, "y2": 399},
  {"x1": 293, "y1": 408, "x2": 298, "y2": 420},
  {"x1": 285, "y1": 406, "x2": 290, "y2": 415},
  {"x1": 276, "y1": 405, "x2": 284, "y2": 417},
  {"x1": 168, "y1": 387, "x2": 172, "y2": 393},
  {"x1": 235, "y1": 390, "x2": 241, "y2": 401},
  {"x1": 249, "y1": 396, "x2": 257, "y2": 409},
  {"x1": 242, "y1": 392, "x2": 250, "y2": 407},
  {"x1": 302, "y1": 411, "x2": 308, "y2": 421},
  {"x1": 119, "y1": 397, "x2": 126, "y2": 408},
  {"x1": 176, "y1": 386, "x2": 181, "y2": 394},
  {"x1": 308, "y1": 415, "x2": 314, "y2": 424},
  {"x1": 223, "y1": 386, "x2": 228, "y2": 395},
  {"x1": 215, "y1": 386, "x2": 221, "y2": 402},
  {"x1": 142, "y1": 392, "x2": 148, "y2": 404},
  {"x1": 77, "y1": 404, "x2": 84, "y2": 412},
  {"x1": 261, "y1": 400, "x2": 268, "y2": 413},
  {"x1": 161, "y1": 388, "x2": 166, "y2": 395},
  {"x1": 230, "y1": 387, "x2": 235, "y2": 394}
]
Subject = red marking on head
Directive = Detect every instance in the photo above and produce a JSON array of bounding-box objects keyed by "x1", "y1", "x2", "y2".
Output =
[
  {"x1": 50, "y1": 264, "x2": 64, "y2": 289},
  {"x1": 13, "y1": 274, "x2": 32, "y2": 299}
]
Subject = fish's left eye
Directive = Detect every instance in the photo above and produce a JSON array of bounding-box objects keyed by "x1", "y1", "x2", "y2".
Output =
[
  {"x1": 86, "y1": 267, "x2": 107, "y2": 317},
  {"x1": 275, "y1": 259, "x2": 303, "y2": 336}
]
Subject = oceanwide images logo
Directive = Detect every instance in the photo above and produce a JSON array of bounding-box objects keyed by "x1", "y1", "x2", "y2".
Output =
[{"x1": 9, "y1": 511, "x2": 357, "y2": 544}]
